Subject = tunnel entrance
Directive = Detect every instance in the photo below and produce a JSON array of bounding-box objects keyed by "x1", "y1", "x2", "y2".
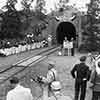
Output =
[{"x1": 56, "y1": 21, "x2": 76, "y2": 44}]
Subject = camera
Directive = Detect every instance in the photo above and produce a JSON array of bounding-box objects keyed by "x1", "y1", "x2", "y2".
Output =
[{"x1": 37, "y1": 76, "x2": 44, "y2": 84}]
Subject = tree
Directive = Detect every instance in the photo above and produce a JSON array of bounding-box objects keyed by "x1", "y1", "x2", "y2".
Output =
[
  {"x1": 35, "y1": 0, "x2": 46, "y2": 13},
  {"x1": 21, "y1": 0, "x2": 34, "y2": 31},
  {"x1": 35, "y1": 0, "x2": 47, "y2": 19},
  {"x1": 81, "y1": 0, "x2": 100, "y2": 52},
  {"x1": 21, "y1": 0, "x2": 34, "y2": 11},
  {"x1": 0, "y1": 0, "x2": 23, "y2": 39},
  {"x1": 2, "y1": 0, "x2": 17, "y2": 11},
  {"x1": 57, "y1": 0, "x2": 69, "y2": 11}
]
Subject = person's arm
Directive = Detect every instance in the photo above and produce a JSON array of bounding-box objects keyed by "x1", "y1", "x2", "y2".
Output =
[
  {"x1": 28, "y1": 89, "x2": 34, "y2": 100},
  {"x1": 46, "y1": 71, "x2": 54, "y2": 83},
  {"x1": 41, "y1": 76, "x2": 48, "y2": 83},
  {"x1": 6, "y1": 92, "x2": 12, "y2": 100},
  {"x1": 90, "y1": 70, "x2": 96, "y2": 84},
  {"x1": 41, "y1": 71, "x2": 53, "y2": 84},
  {"x1": 86, "y1": 66, "x2": 92, "y2": 81},
  {"x1": 71, "y1": 64, "x2": 77, "y2": 78}
]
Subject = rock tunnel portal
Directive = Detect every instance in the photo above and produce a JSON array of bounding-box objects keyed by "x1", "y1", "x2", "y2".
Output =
[{"x1": 56, "y1": 21, "x2": 76, "y2": 44}]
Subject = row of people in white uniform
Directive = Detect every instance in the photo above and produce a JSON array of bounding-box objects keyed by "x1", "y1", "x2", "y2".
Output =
[{"x1": 0, "y1": 40, "x2": 47, "y2": 56}]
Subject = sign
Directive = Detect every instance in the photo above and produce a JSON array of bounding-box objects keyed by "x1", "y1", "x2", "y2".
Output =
[
  {"x1": 63, "y1": 41, "x2": 73, "y2": 49},
  {"x1": 63, "y1": 41, "x2": 68, "y2": 48}
]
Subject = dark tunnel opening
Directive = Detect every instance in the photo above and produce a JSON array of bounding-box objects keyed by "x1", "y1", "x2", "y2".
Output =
[{"x1": 56, "y1": 22, "x2": 76, "y2": 44}]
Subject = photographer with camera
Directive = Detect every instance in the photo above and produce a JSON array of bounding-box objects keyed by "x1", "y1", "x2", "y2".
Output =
[{"x1": 39, "y1": 61, "x2": 61, "y2": 99}]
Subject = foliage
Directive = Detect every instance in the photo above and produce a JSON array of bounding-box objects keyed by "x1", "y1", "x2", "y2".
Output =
[
  {"x1": 21, "y1": 0, "x2": 47, "y2": 34},
  {"x1": 0, "y1": 11, "x2": 23, "y2": 39},
  {"x1": 35, "y1": 0, "x2": 46, "y2": 13},
  {"x1": 80, "y1": 0, "x2": 100, "y2": 52},
  {"x1": 20, "y1": 0, "x2": 34, "y2": 31},
  {"x1": 21, "y1": 0, "x2": 34, "y2": 10},
  {"x1": 2, "y1": 0, "x2": 17, "y2": 11},
  {"x1": 32, "y1": 22, "x2": 47, "y2": 36},
  {"x1": 0, "y1": 0, "x2": 23, "y2": 39},
  {"x1": 0, "y1": 0, "x2": 48, "y2": 40},
  {"x1": 57, "y1": 0, "x2": 69, "y2": 11}
]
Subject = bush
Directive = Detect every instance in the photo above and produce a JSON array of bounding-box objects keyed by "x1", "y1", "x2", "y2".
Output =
[
  {"x1": 78, "y1": 42, "x2": 100, "y2": 53},
  {"x1": 78, "y1": 44, "x2": 89, "y2": 53}
]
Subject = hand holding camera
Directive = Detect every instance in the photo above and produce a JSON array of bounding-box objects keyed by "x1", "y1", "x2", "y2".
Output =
[{"x1": 36, "y1": 75, "x2": 44, "y2": 84}]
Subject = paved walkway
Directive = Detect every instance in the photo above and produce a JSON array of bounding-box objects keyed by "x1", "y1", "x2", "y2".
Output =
[
  {"x1": 19, "y1": 51, "x2": 92, "y2": 100},
  {"x1": 0, "y1": 50, "x2": 92, "y2": 100},
  {"x1": 47, "y1": 52, "x2": 92, "y2": 100}
]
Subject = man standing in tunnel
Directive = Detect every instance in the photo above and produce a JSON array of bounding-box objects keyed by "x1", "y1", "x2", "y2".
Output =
[
  {"x1": 70, "y1": 37, "x2": 74, "y2": 56},
  {"x1": 63, "y1": 37, "x2": 69, "y2": 56}
]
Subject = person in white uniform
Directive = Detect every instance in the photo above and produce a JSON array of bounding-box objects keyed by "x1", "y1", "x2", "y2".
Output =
[
  {"x1": 6, "y1": 77, "x2": 33, "y2": 100},
  {"x1": 70, "y1": 38, "x2": 74, "y2": 56},
  {"x1": 63, "y1": 37, "x2": 69, "y2": 56}
]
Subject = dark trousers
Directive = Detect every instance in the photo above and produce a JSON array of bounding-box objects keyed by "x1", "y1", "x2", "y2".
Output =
[
  {"x1": 74, "y1": 80, "x2": 87, "y2": 100},
  {"x1": 63, "y1": 48, "x2": 68, "y2": 56},
  {"x1": 71, "y1": 48, "x2": 74, "y2": 56},
  {"x1": 92, "y1": 91, "x2": 100, "y2": 100}
]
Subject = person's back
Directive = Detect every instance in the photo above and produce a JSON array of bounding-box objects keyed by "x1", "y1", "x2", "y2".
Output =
[
  {"x1": 71, "y1": 56, "x2": 91, "y2": 100},
  {"x1": 90, "y1": 61, "x2": 100, "y2": 100},
  {"x1": 71, "y1": 62, "x2": 90, "y2": 82},
  {"x1": 75, "y1": 63, "x2": 90, "y2": 82},
  {"x1": 91, "y1": 61, "x2": 100, "y2": 92},
  {"x1": 7, "y1": 77, "x2": 33, "y2": 100},
  {"x1": 95, "y1": 73, "x2": 100, "y2": 84},
  {"x1": 93, "y1": 71, "x2": 100, "y2": 91},
  {"x1": 7, "y1": 84, "x2": 33, "y2": 100},
  {"x1": 48, "y1": 68, "x2": 58, "y2": 82}
]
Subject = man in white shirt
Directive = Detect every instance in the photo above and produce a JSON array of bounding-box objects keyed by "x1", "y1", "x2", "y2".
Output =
[
  {"x1": 70, "y1": 38, "x2": 74, "y2": 56},
  {"x1": 41, "y1": 61, "x2": 58, "y2": 97},
  {"x1": 63, "y1": 37, "x2": 69, "y2": 56},
  {"x1": 42, "y1": 61, "x2": 58, "y2": 84},
  {"x1": 6, "y1": 77, "x2": 33, "y2": 100}
]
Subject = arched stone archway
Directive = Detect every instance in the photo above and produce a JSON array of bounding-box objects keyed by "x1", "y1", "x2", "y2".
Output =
[{"x1": 56, "y1": 21, "x2": 76, "y2": 44}]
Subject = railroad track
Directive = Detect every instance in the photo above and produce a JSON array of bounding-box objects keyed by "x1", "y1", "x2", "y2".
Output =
[{"x1": 0, "y1": 46, "x2": 59, "y2": 84}]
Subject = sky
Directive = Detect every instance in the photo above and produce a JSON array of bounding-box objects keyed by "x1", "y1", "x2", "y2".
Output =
[{"x1": 0, "y1": 0, "x2": 90, "y2": 13}]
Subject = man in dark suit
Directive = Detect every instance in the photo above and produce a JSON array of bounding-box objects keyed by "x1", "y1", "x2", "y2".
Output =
[{"x1": 71, "y1": 56, "x2": 91, "y2": 100}]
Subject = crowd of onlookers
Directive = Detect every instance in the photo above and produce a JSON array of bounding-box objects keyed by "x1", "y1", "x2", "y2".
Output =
[
  {"x1": 6, "y1": 54, "x2": 100, "y2": 100},
  {"x1": 0, "y1": 39, "x2": 48, "y2": 56},
  {"x1": 71, "y1": 53, "x2": 100, "y2": 100}
]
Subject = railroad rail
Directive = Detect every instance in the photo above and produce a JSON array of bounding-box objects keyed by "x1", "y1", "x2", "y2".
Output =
[{"x1": 0, "y1": 46, "x2": 59, "y2": 85}]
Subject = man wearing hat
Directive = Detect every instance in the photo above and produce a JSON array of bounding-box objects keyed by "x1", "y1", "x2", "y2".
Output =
[
  {"x1": 71, "y1": 56, "x2": 91, "y2": 100},
  {"x1": 42, "y1": 61, "x2": 58, "y2": 83},
  {"x1": 41, "y1": 61, "x2": 59, "y2": 96},
  {"x1": 6, "y1": 77, "x2": 33, "y2": 100}
]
